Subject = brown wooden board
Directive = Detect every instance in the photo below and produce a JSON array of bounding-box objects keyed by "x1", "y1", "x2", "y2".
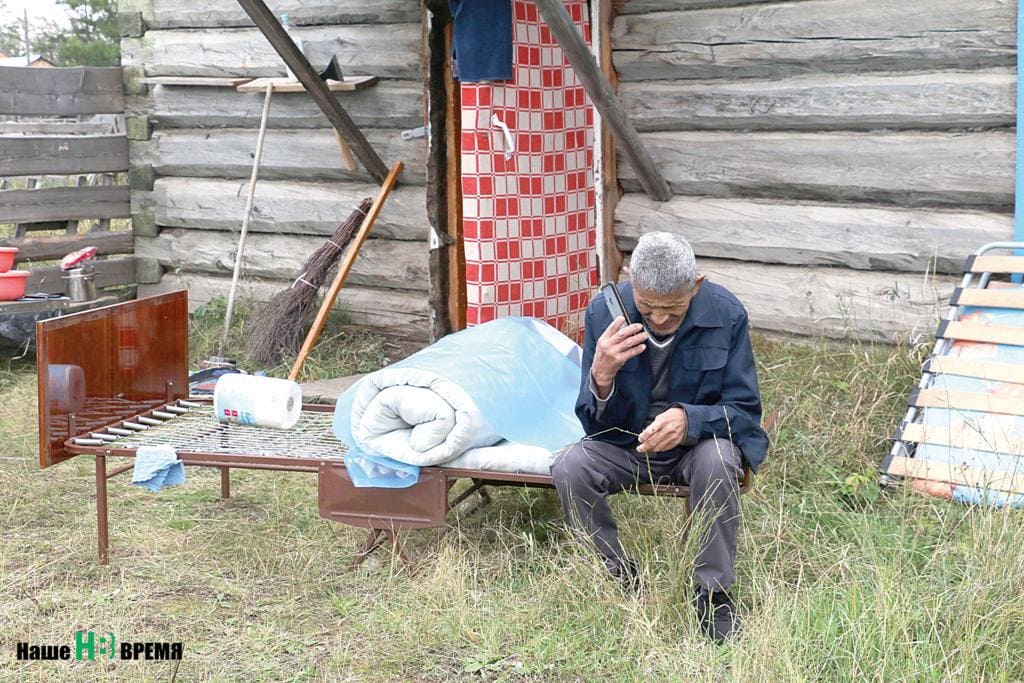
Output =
[
  {"x1": 939, "y1": 320, "x2": 1024, "y2": 347},
  {"x1": 887, "y1": 455, "x2": 1024, "y2": 495},
  {"x1": 36, "y1": 290, "x2": 188, "y2": 468},
  {"x1": 927, "y1": 356, "x2": 1024, "y2": 385},
  {"x1": 899, "y1": 422, "x2": 1024, "y2": 455},
  {"x1": 0, "y1": 66, "x2": 124, "y2": 116},
  {"x1": 4, "y1": 230, "x2": 133, "y2": 262},
  {"x1": 142, "y1": 76, "x2": 254, "y2": 87},
  {"x1": 236, "y1": 76, "x2": 378, "y2": 93},
  {"x1": 910, "y1": 389, "x2": 1024, "y2": 417},
  {"x1": 952, "y1": 287, "x2": 1024, "y2": 310},
  {"x1": 0, "y1": 185, "x2": 130, "y2": 224},
  {"x1": 967, "y1": 254, "x2": 1024, "y2": 275},
  {"x1": 0, "y1": 135, "x2": 129, "y2": 177}
]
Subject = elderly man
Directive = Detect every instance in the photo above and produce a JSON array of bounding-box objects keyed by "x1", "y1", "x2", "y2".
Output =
[{"x1": 551, "y1": 232, "x2": 768, "y2": 643}]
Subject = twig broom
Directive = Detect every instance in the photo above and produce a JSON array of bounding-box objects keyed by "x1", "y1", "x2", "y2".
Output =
[{"x1": 246, "y1": 197, "x2": 373, "y2": 365}]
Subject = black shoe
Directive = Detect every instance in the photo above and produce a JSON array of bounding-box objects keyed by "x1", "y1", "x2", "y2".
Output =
[
  {"x1": 606, "y1": 558, "x2": 643, "y2": 598},
  {"x1": 693, "y1": 586, "x2": 738, "y2": 643}
]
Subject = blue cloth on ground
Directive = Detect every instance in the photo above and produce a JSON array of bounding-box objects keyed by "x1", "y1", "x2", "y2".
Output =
[
  {"x1": 333, "y1": 317, "x2": 584, "y2": 487},
  {"x1": 132, "y1": 444, "x2": 185, "y2": 492},
  {"x1": 449, "y1": 0, "x2": 513, "y2": 82}
]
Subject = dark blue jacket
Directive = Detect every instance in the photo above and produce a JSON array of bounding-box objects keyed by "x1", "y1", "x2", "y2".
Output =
[{"x1": 576, "y1": 281, "x2": 769, "y2": 472}]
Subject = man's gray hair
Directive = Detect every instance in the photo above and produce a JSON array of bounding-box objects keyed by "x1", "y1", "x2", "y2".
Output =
[{"x1": 629, "y1": 232, "x2": 697, "y2": 294}]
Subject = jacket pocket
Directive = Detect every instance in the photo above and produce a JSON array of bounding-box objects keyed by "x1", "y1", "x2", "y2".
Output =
[{"x1": 679, "y1": 345, "x2": 728, "y2": 399}]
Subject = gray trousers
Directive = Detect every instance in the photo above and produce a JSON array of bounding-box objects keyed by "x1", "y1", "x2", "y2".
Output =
[{"x1": 551, "y1": 437, "x2": 743, "y2": 591}]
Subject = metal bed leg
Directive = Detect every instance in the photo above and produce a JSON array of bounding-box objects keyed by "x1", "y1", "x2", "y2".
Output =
[
  {"x1": 384, "y1": 529, "x2": 413, "y2": 568},
  {"x1": 220, "y1": 468, "x2": 231, "y2": 499},
  {"x1": 350, "y1": 528, "x2": 386, "y2": 569},
  {"x1": 96, "y1": 455, "x2": 109, "y2": 565}
]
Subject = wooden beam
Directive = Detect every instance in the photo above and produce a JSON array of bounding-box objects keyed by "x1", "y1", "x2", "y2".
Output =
[
  {"x1": 926, "y1": 356, "x2": 1024, "y2": 385},
  {"x1": 26, "y1": 257, "x2": 136, "y2": 295},
  {"x1": 910, "y1": 389, "x2": 1024, "y2": 417},
  {"x1": 236, "y1": 76, "x2": 377, "y2": 93},
  {"x1": 142, "y1": 76, "x2": 254, "y2": 87},
  {"x1": 149, "y1": 0, "x2": 419, "y2": 29},
  {"x1": 887, "y1": 455, "x2": 1024, "y2": 496},
  {"x1": 951, "y1": 287, "x2": 1024, "y2": 310},
  {"x1": 0, "y1": 185, "x2": 130, "y2": 224},
  {"x1": 0, "y1": 66, "x2": 124, "y2": 116},
  {"x1": 594, "y1": 0, "x2": 623, "y2": 285},
  {"x1": 234, "y1": 0, "x2": 389, "y2": 183},
  {"x1": 938, "y1": 320, "x2": 1024, "y2": 347},
  {"x1": 0, "y1": 135, "x2": 129, "y2": 177},
  {"x1": 966, "y1": 254, "x2": 1024, "y2": 275},
  {"x1": 533, "y1": 0, "x2": 670, "y2": 202},
  {"x1": 3, "y1": 231, "x2": 134, "y2": 262}
]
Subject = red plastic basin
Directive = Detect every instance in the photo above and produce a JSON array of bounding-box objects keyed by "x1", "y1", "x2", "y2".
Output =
[
  {"x1": 0, "y1": 247, "x2": 17, "y2": 273},
  {"x1": 0, "y1": 270, "x2": 29, "y2": 301}
]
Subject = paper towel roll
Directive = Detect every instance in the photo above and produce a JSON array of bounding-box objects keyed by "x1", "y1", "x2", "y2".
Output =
[{"x1": 213, "y1": 374, "x2": 302, "y2": 429}]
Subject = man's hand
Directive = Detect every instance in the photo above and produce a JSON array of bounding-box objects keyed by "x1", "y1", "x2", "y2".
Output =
[
  {"x1": 591, "y1": 316, "x2": 647, "y2": 397},
  {"x1": 637, "y1": 406, "x2": 688, "y2": 454}
]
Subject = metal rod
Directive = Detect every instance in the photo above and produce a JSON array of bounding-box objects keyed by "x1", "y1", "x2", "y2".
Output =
[
  {"x1": 107, "y1": 462, "x2": 135, "y2": 479},
  {"x1": 219, "y1": 82, "x2": 274, "y2": 357},
  {"x1": 96, "y1": 455, "x2": 109, "y2": 565}
]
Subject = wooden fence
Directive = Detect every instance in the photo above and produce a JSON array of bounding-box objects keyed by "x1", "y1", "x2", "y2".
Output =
[{"x1": 0, "y1": 66, "x2": 136, "y2": 297}]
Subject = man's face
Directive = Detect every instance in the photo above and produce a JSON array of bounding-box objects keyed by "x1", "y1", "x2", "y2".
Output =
[{"x1": 633, "y1": 276, "x2": 705, "y2": 337}]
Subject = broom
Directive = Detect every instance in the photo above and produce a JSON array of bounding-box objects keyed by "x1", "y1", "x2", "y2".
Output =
[{"x1": 246, "y1": 197, "x2": 373, "y2": 365}]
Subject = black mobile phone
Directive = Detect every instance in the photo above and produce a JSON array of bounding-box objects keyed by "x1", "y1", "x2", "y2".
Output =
[{"x1": 600, "y1": 282, "x2": 632, "y2": 326}]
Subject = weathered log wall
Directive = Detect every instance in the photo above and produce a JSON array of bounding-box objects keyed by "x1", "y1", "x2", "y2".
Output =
[
  {"x1": 612, "y1": 0, "x2": 1015, "y2": 341},
  {"x1": 121, "y1": 0, "x2": 430, "y2": 339}
]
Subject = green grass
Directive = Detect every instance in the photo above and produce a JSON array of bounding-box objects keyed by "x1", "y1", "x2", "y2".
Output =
[{"x1": 2, "y1": 320, "x2": 1023, "y2": 681}]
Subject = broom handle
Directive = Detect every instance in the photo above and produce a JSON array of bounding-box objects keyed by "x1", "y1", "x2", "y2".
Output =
[
  {"x1": 219, "y1": 82, "x2": 274, "y2": 358},
  {"x1": 288, "y1": 161, "x2": 403, "y2": 381}
]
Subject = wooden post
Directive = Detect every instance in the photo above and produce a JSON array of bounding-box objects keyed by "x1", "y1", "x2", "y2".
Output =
[
  {"x1": 234, "y1": 0, "x2": 390, "y2": 184},
  {"x1": 591, "y1": 0, "x2": 623, "y2": 284},
  {"x1": 532, "y1": 0, "x2": 670, "y2": 202}
]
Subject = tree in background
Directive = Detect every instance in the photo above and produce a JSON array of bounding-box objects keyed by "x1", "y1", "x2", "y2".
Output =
[
  {"x1": 54, "y1": 0, "x2": 119, "y2": 66},
  {"x1": 0, "y1": 2, "x2": 60, "y2": 61}
]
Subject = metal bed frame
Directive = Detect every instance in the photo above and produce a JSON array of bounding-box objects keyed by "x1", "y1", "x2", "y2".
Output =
[{"x1": 38, "y1": 291, "x2": 751, "y2": 567}]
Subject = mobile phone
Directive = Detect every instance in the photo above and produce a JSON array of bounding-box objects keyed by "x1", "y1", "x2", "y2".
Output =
[{"x1": 600, "y1": 282, "x2": 632, "y2": 326}]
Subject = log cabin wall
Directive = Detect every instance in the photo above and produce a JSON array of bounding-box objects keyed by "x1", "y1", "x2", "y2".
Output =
[
  {"x1": 119, "y1": 0, "x2": 431, "y2": 339},
  {"x1": 611, "y1": 0, "x2": 1016, "y2": 342}
]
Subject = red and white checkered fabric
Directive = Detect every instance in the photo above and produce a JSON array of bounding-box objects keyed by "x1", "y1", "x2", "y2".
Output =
[{"x1": 459, "y1": 0, "x2": 598, "y2": 341}]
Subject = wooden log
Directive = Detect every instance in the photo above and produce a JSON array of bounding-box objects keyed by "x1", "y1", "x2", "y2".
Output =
[
  {"x1": 0, "y1": 66, "x2": 125, "y2": 116},
  {"x1": 26, "y1": 257, "x2": 136, "y2": 295},
  {"x1": 620, "y1": 70, "x2": 1016, "y2": 132},
  {"x1": 124, "y1": 25, "x2": 422, "y2": 79},
  {"x1": 149, "y1": 0, "x2": 420, "y2": 29},
  {"x1": 534, "y1": 0, "x2": 669, "y2": 202},
  {"x1": 141, "y1": 272, "x2": 430, "y2": 340},
  {"x1": 612, "y1": 0, "x2": 1014, "y2": 81},
  {"x1": 614, "y1": 194, "x2": 1011, "y2": 274},
  {"x1": 0, "y1": 121, "x2": 116, "y2": 135},
  {"x1": 0, "y1": 185, "x2": 130, "y2": 224},
  {"x1": 2, "y1": 230, "x2": 134, "y2": 261},
  {"x1": 0, "y1": 135, "x2": 129, "y2": 177},
  {"x1": 148, "y1": 128, "x2": 425, "y2": 184},
  {"x1": 620, "y1": 256, "x2": 955, "y2": 342},
  {"x1": 150, "y1": 79, "x2": 423, "y2": 129},
  {"x1": 154, "y1": 177, "x2": 428, "y2": 241},
  {"x1": 617, "y1": 131, "x2": 1014, "y2": 210},
  {"x1": 135, "y1": 229, "x2": 429, "y2": 291}
]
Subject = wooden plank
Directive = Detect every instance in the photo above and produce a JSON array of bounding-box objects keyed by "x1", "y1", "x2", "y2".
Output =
[
  {"x1": 0, "y1": 121, "x2": 115, "y2": 135},
  {"x1": 618, "y1": 0, "x2": 812, "y2": 11},
  {"x1": 617, "y1": 131, "x2": 1014, "y2": 210},
  {"x1": 25, "y1": 257, "x2": 136, "y2": 295},
  {"x1": 236, "y1": 0, "x2": 389, "y2": 183},
  {"x1": 142, "y1": 272, "x2": 430, "y2": 340},
  {"x1": 926, "y1": 356, "x2": 1024, "y2": 385},
  {"x1": 910, "y1": 389, "x2": 1024, "y2": 417},
  {"x1": 967, "y1": 255, "x2": 1024, "y2": 275},
  {"x1": 142, "y1": 76, "x2": 254, "y2": 87},
  {"x1": 149, "y1": 0, "x2": 419, "y2": 29},
  {"x1": 640, "y1": 257, "x2": 955, "y2": 342},
  {"x1": 534, "y1": 0, "x2": 669, "y2": 202},
  {"x1": 887, "y1": 455, "x2": 1024, "y2": 495},
  {"x1": 151, "y1": 79, "x2": 422, "y2": 129},
  {"x1": 952, "y1": 288, "x2": 1024, "y2": 310},
  {"x1": 620, "y1": 70, "x2": 1015, "y2": 132},
  {"x1": 153, "y1": 177, "x2": 428, "y2": 241},
  {"x1": 900, "y1": 423, "x2": 1024, "y2": 456},
  {"x1": 0, "y1": 66, "x2": 124, "y2": 115},
  {"x1": 125, "y1": 25, "x2": 422, "y2": 80},
  {"x1": 2, "y1": 230, "x2": 133, "y2": 262},
  {"x1": 135, "y1": 230, "x2": 429, "y2": 291},
  {"x1": 938, "y1": 321, "x2": 1024, "y2": 348},
  {"x1": 614, "y1": 195, "x2": 1012, "y2": 274},
  {"x1": 236, "y1": 76, "x2": 378, "y2": 93},
  {"x1": 595, "y1": 0, "x2": 623, "y2": 285},
  {"x1": 611, "y1": 0, "x2": 1014, "y2": 81},
  {"x1": 0, "y1": 185, "x2": 130, "y2": 224},
  {"x1": 0, "y1": 135, "x2": 129, "y2": 177},
  {"x1": 148, "y1": 128, "x2": 425, "y2": 184}
]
